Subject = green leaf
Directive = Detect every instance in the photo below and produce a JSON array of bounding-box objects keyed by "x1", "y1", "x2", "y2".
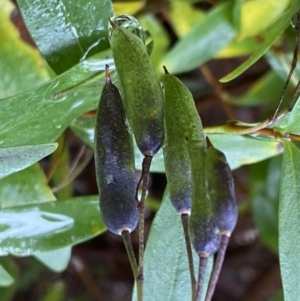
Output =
[
  {"x1": 220, "y1": 0, "x2": 300, "y2": 82},
  {"x1": 17, "y1": 0, "x2": 114, "y2": 74},
  {"x1": 265, "y1": 51, "x2": 300, "y2": 84},
  {"x1": 232, "y1": 0, "x2": 243, "y2": 32},
  {"x1": 0, "y1": 265, "x2": 13, "y2": 287},
  {"x1": 0, "y1": 143, "x2": 57, "y2": 180},
  {"x1": 0, "y1": 164, "x2": 55, "y2": 208},
  {"x1": 0, "y1": 51, "x2": 112, "y2": 148},
  {"x1": 207, "y1": 134, "x2": 283, "y2": 170},
  {"x1": 238, "y1": 0, "x2": 291, "y2": 39},
  {"x1": 250, "y1": 157, "x2": 281, "y2": 253},
  {"x1": 284, "y1": 95, "x2": 300, "y2": 134},
  {"x1": 0, "y1": 196, "x2": 105, "y2": 256},
  {"x1": 169, "y1": 1, "x2": 204, "y2": 38},
  {"x1": 0, "y1": 0, "x2": 49, "y2": 98},
  {"x1": 161, "y1": 2, "x2": 236, "y2": 74},
  {"x1": 0, "y1": 258, "x2": 18, "y2": 300},
  {"x1": 279, "y1": 140, "x2": 300, "y2": 301},
  {"x1": 34, "y1": 247, "x2": 71, "y2": 272},
  {"x1": 132, "y1": 189, "x2": 212, "y2": 301},
  {"x1": 215, "y1": 37, "x2": 260, "y2": 59}
]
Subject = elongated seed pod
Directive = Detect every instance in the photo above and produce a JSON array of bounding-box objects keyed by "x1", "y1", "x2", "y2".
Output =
[
  {"x1": 205, "y1": 137, "x2": 238, "y2": 235},
  {"x1": 162, "y1": 67, "x2": 205, "y2": 214},
  {"x1": 94, "y1": 66, "x2": 138, "y2": 235},
  {"x1": 204, "y1": 137, "x2": 238, "y2": 301},
  {"x1": 186, "y1": 139, "x2": 220, "y2": 256},
  {"x1": 109, "y1": 22, "x2": 164, "y2": 156}
]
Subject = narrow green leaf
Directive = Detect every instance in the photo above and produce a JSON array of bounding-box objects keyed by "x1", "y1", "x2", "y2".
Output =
[
  {"x1": 220, "y1": 0, "x2": 300, "y2": 82},
  {"x1": 279, "y1": 140, "x2": 300, "y2": 301},
  {"x1": 161, "y1": 2, "x2": 236, "y2": 74},
  {"x1": 17, "y1": 0, "x2": 114, "y2": 74},
  {"x1": 0, "y1": 0, "x2": 49, "y2": 98},
  {"x1": 0, "y1": 196, "x2": 104, "y2": 256},
  {"x1": 232, "y1": 0, "x2": 243, "y2": 32},
  {"x1": 0, "y1": 51, "x2": 112, "y2": 148},
  {"x1": 0, "y1": 265, "x2": 13, "y2": 287},
  {"x1": 132, "y1": 189, "x2": 213, "y2": 301},
  {"x1": 34, "y1": 247, "x2": 71, "y2": 272},
  {"x1": 0, "y1": 164, "x2": 55, "y2": 208},
  {"x1": 250, "y1": 157, "x2": 281, "y2": 253},
  {"x1": 0, "y1": 143, "x2": 57, "y2": 180}
]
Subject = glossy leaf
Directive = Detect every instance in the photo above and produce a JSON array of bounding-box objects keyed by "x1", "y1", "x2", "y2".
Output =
[
  {"x1": 17, "y1": 0, "x2": 114, "y2": 74},
  {"x1": 0, "y1": 51, "x2": 113, "y2": 149},
  {"x1": 161, "y1": 2, "x2": 236, "y2": 74},
  {"x1": 34, "y1": 247, "x2": 71, "y2": 272},
  {"x1": 0, "y1": 196, "x2": 105, "y2": 256},
  {"x1": 279, "y1": 140, "x2": 300, "y2": 301},
  {"x1": 0, "y1": 143, "x2": 57, "y2": 180},
  {"x1": 251, "y1": 157, "x2": 281, "y2": 253},
  {"x1": 238, "y1": 0, "x2": 291, "y2": 39},
  {"x1": 132, "y1": 189, "x2": 213, "y2": 301},
  {"x1": 220, "y1": 0, "x2": 300, "y2": 82},
  {"x1": 0, "y1": 265, "x2": 13, "y2": 287},
  {"x1": 0, "y1": 0, "x2": 49, "y2": 98},
  {"x1": 207, "y1": 134, "x2": 283, "y2": 170},
  {"x1": 0, "y1": 164, "x2": 55, "y2": 209}
]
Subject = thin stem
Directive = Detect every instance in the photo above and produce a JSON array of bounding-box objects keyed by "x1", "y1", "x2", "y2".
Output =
[
  {"x1": 52, "y1": 146, "x2": 93, "y2": 193},
  {"x1": 181, "y1": 214, "x2": 196, "y2": 299},
  {"x1": 136, "y1": 155, "x2": 153, "y2": 301},
  {"x1": 199, "y1": 64, "x2": 235, "y2": 120},
  {"x1": 204, "y1": 235, "x2": 230, "y2": 301},
  {"x1": 195, "y1": 256, "x2": 208, "y2": 301},
  {"x1": 273, "y1": 12, "x2": 300, "y2": 118},
  {"x1": 121, "y1": 230, "x2": 138, "y2": 279},
  {"x1": 46, "y1": 136, "x2": 66, "y2": 182}
]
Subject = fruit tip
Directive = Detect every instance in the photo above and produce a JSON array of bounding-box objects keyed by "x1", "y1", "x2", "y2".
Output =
[
  {"x1": 163, "y1": 66, "x2": 169, "y2": 75},
  {"x1": 105, "y1": 64, "x2": 111, "y2": 84},
  {"x1": 206, "y1": 136, "x2": 213, "y2": 148}
]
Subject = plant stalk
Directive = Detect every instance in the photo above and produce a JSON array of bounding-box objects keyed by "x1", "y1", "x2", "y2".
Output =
[{"x1": 181, "y1": 214, "x2": 196, "y2": 299}]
